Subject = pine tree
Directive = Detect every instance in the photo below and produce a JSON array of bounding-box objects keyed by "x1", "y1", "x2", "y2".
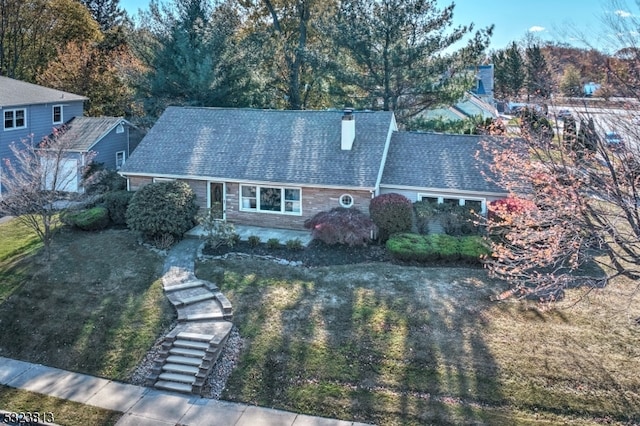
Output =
[
  {"x1": 525, "y1": 43, "x2": 552, "y2": 100},
  {"x1": 328, "y1": 0, "x2": 492, "y2": 123}
]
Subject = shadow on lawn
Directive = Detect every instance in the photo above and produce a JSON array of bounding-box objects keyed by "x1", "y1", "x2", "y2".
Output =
[{"x1": 217, "y1": 262, "x2": 507, "y2": 425}]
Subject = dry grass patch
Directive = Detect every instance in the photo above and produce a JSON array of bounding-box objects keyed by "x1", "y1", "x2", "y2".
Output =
[
  {"x1": 197, "y1": 258, "x2": 640, "y2": 425},
  {"x1": 0, "y1": 227, "x2": 175, "y2": 380},
  {"x1": 0, "y1": 385, "x2": 121, "y2": 426}
]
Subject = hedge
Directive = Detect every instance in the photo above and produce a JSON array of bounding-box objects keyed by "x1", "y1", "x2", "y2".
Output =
[{"x1": 386, "y1": 233, "x2": 490, "y2": 264}]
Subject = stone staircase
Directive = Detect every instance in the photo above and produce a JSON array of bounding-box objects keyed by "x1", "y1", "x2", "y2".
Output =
[{"x1": 146, "y1": 240, "x2": 234, "y2": 395}]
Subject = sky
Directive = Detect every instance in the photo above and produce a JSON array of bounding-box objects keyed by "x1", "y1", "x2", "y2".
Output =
[{"x1": 119, "y1": 0, "x2": 623, "y2": 52}]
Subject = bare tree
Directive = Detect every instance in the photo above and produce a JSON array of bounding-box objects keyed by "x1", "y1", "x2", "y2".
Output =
[{"x1": 0, "y1": 127, "x2": 90, "y2": 259}]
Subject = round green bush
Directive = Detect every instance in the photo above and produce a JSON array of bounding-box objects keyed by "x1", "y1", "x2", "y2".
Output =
[
  {"x1": 126, "y1": 181, "x2": 198, "y2": 240},
  {"x1": 65, "y1": 206, "x2": 110, "y2": 231},
  {"x1": 369, "y1": 193, "x2": 413, "y2": 241},
  {"x1": 102, "y1": 190, "x2": 134, "y2": 225}
]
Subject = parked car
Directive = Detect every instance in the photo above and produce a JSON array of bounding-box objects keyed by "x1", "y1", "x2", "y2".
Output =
[
  {"x1": 557, "y1": 109, "x2": 572, "y2": 119},
  {"x1": 605, "y1": 131, "x2": 624, "y2": 148}
]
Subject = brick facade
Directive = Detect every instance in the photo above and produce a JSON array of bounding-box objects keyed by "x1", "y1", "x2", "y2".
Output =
[
  {"x1": 126, "y1": 177, "x2": 374, "y2": 230},
  {"x1": 225, "y1": 184, "x2": 373, "y2": 230}
]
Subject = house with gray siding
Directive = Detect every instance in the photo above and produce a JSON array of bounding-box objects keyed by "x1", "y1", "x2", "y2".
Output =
[
  {"x1": 1, "y1": 77, "x2": 139, "y2": 192},
  {"x1": 119, "y1": 106, "x2": 507, "y2": 230}
]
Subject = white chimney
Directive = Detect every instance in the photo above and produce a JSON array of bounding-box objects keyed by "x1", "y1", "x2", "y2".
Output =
[{"x1": 341, "y1": 108, "x2": 355, "y2": 150}]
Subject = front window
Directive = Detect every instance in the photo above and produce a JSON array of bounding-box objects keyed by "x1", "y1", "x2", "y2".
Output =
[
  {"x1": 53, "y1": 105, "x2": 63, "y2": 124},
  {"x1": 240, "y1": 185, "x2": 301, "y2": 214},
  {"x1": 4, "y1": 108, "x2": 26, "y2": 130},
  {"x1": 419, "y1": 194, "x2": 487, "y2": 214}
]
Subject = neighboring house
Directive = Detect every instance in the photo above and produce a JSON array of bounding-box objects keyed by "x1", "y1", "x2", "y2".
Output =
[
  {"x1": 470, "y1": 64, "x2": 494, "y2": 105},
  {"x1": 0, "y1": 77, "x2": 141, "y2": 192},
  {"x1": 423, "y1": 92, "x2": 498, "y2": 123},
  {"x1": 119, "y1": 107, "x2": 507, "y2": 230},
  {"x1": 1, "y1": 77, "x2": 86, "y2": 192},
  {"x1": 47, "y1": 117, "x2": 137, "y2": 192},
  {"x1": 584, "y1": 82, "x2": 601, "y2": 97}
]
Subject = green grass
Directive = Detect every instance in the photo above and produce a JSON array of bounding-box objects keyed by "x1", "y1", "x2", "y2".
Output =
[
  {"x1": 0, "y1": 224, "x2": 174, "y2": 381},
  {"x1": 0, "y1": 385, "x2": 121, "y2": 426},
  {"x1": 196, "y1": 258, "x2": 640, "y2": 425},
  {"x1": 0, "y1": 218, "x2": 43, "y2": 303}
]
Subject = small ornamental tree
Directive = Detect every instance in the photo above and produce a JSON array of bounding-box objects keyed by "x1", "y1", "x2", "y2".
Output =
[
  {"x1": 0, "y1": 127, "x2": 92, "y2": 260},
  {"x1": 304, "y1": 207, "x2": 377, "y2": 246},
  {"x1": 126, "y1": 180, "x2": 198, "y2": 242},
  {"x1": 369, "y1": 193, "x2": 413, "y2": 240}
]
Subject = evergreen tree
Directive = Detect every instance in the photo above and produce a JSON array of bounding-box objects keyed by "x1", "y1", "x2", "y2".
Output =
[
  {"x1": 525, "y1": 43, "x2": 552, "y2": 100},
  {"x1": 495, "y1": 42, "x2": 525, "y2": 100},
  {"x1": 328, "y1": 0, "x2": 492, "y2": 123},
  {"x1": 559, "y1": 64, "x2": 582, "y2": 97},
  {"x1": 135, "y1": 0, "x2": 249, "y2": 118}
]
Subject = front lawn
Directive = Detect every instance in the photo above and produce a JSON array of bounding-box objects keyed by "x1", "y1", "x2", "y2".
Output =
[
  {"x1": 0, "y1": 385, "x2": 121, "y2": 426},
  {"x1": 0, "y1": 220, "x2": 174, "y2": 381},
  {"x1": 197, "y1": 257, "x2": 640, "y2": 425}
]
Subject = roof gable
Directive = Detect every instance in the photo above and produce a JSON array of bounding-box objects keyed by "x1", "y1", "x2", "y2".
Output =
[
  {"x1": 121, "y1": 107, "x2": 395, "y2": 189},
  {"x1": 0, "y1": 76, "x2": 87, "y2": 108},
  {"x1": 55, "y1": 117, "x2": 128, "y2": 152}
]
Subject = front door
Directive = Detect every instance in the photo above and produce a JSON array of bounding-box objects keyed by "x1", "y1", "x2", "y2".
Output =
[{"x1": 209, "y1": 182, "x2": 225, "y2": 220}]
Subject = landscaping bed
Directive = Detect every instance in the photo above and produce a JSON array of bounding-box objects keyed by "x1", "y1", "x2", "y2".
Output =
[{"x1": 202, "y1": 239, "x2": 391, "y2": 267}]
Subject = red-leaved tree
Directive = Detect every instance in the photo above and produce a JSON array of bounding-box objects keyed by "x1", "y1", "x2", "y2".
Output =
[{"x1": 479, "y1": 113, "x2": 640, "y2": 301}]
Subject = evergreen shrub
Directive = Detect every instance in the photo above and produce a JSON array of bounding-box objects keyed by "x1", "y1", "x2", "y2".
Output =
[{"x1": 126, "y1": 180, "x2": 198, "y2": 241}]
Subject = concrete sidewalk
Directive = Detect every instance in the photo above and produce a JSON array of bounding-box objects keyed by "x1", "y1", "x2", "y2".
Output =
[{"x1": 0, "y1": 356, "x2": 371, "y2": 425}]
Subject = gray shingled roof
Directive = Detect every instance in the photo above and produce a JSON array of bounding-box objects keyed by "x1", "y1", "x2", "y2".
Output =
[
  {"x1": 55, "y1": 116, "x2": 126, "y2": 151},
  {"x1": 120, "y1": 107, "x2": 395, "y2": 189},
  {"x1": 381, "y1": 132, "x2": 506, "y2": 194},
  {"x1": 0, "y1": 76, "x2": 87, "y2": 107}
]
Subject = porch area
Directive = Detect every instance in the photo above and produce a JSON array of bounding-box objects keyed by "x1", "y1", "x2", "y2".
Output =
[{"x1": 186, "y1": 223, "x2": 313, "y2": 246}]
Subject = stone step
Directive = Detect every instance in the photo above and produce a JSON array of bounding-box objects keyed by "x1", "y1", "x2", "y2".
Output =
[
  {"x1": 214, "y1": 292, "x2": 233, "y2": 314},
  {"x1": 173, "y1": 339, "x2": 210, "y2": 351},
  {"x1": 181, "y1": 313, "x2": 225, "y2": 322},
  {"x1": 166, "y1": 355, "x2": 203, "y2": 366},
  {"x1": 177, "y1": 332, "x2": 215, "y2": 342},
  {"x1": 155, "y1": 380, "x2": 193, "y2": 394},
  {"x1": 178, "y1": 292, "x2": 216, "y2": 306},
  {"x1": 158, "y1": 372, "x2": 196, "y2": 384},
  {"x1": 170, "y1": 347, "x2": 207, "y2": 358},
  {"x1": 164, "y1": 281, "x2": 205, "y2": 292},
  {"x1": 162, "y1": 363, "x2": 200, "y2": 375}
]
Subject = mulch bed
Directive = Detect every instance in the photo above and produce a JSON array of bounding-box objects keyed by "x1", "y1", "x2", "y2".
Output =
[{"x1": 202, "y1": 239, "x2": 391, "y2": 267}]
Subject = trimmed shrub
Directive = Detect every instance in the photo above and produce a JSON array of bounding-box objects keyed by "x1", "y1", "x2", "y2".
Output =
[
  {"x1": 386, "y1": 233, "x2": 436, "y2": 262},
  {"x1": 247, "y1": 235, "x2": 261, "y2": 247},
  {"x1": 65, "y1": 206, "x2": 110, "y2": 231},
  {"x1": 102, "y1": 190, "x2": 133, "y2": 225},
  {"x1": 431, "y1": 234, "x2": 460, "y2": 261},
  {"x1": 199, "y1": 211, "x2": 238, "y2": 249},
  {"x1": 387, "y1": 233, "x2": 487, "y2": 264},
  {"x1": 126, "y1": 180, "x2": 198, "y2": 241},
  {"x1": 82, "y1": 163, "x2": 127, "y2": 194},
  {"x1": 369, "y1": 193, "x2": 413, "y2": 240},
  {"x1": 440, "y1": 205, "x2": 479, "y2": 236},
  {"x1": 459, "y1": 236, "x2": 490, "y2": 263},
  {"x1": 413, "y1": 200, "x2": 439, "y2": 234},
  {"x1": 304, "y1": 207, "x2": 377, "y2": 247},
  {"x1": 286, "y1": 238, "x2": 303, "y2": 251},
  {"x1": 267, "y1": 238, "x2": 281, "y2": 249}
]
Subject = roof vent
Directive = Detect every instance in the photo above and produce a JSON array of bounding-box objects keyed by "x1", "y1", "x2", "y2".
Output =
[{"x1": 341, "y1": 108, "x2": 355, "y2": 151}]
